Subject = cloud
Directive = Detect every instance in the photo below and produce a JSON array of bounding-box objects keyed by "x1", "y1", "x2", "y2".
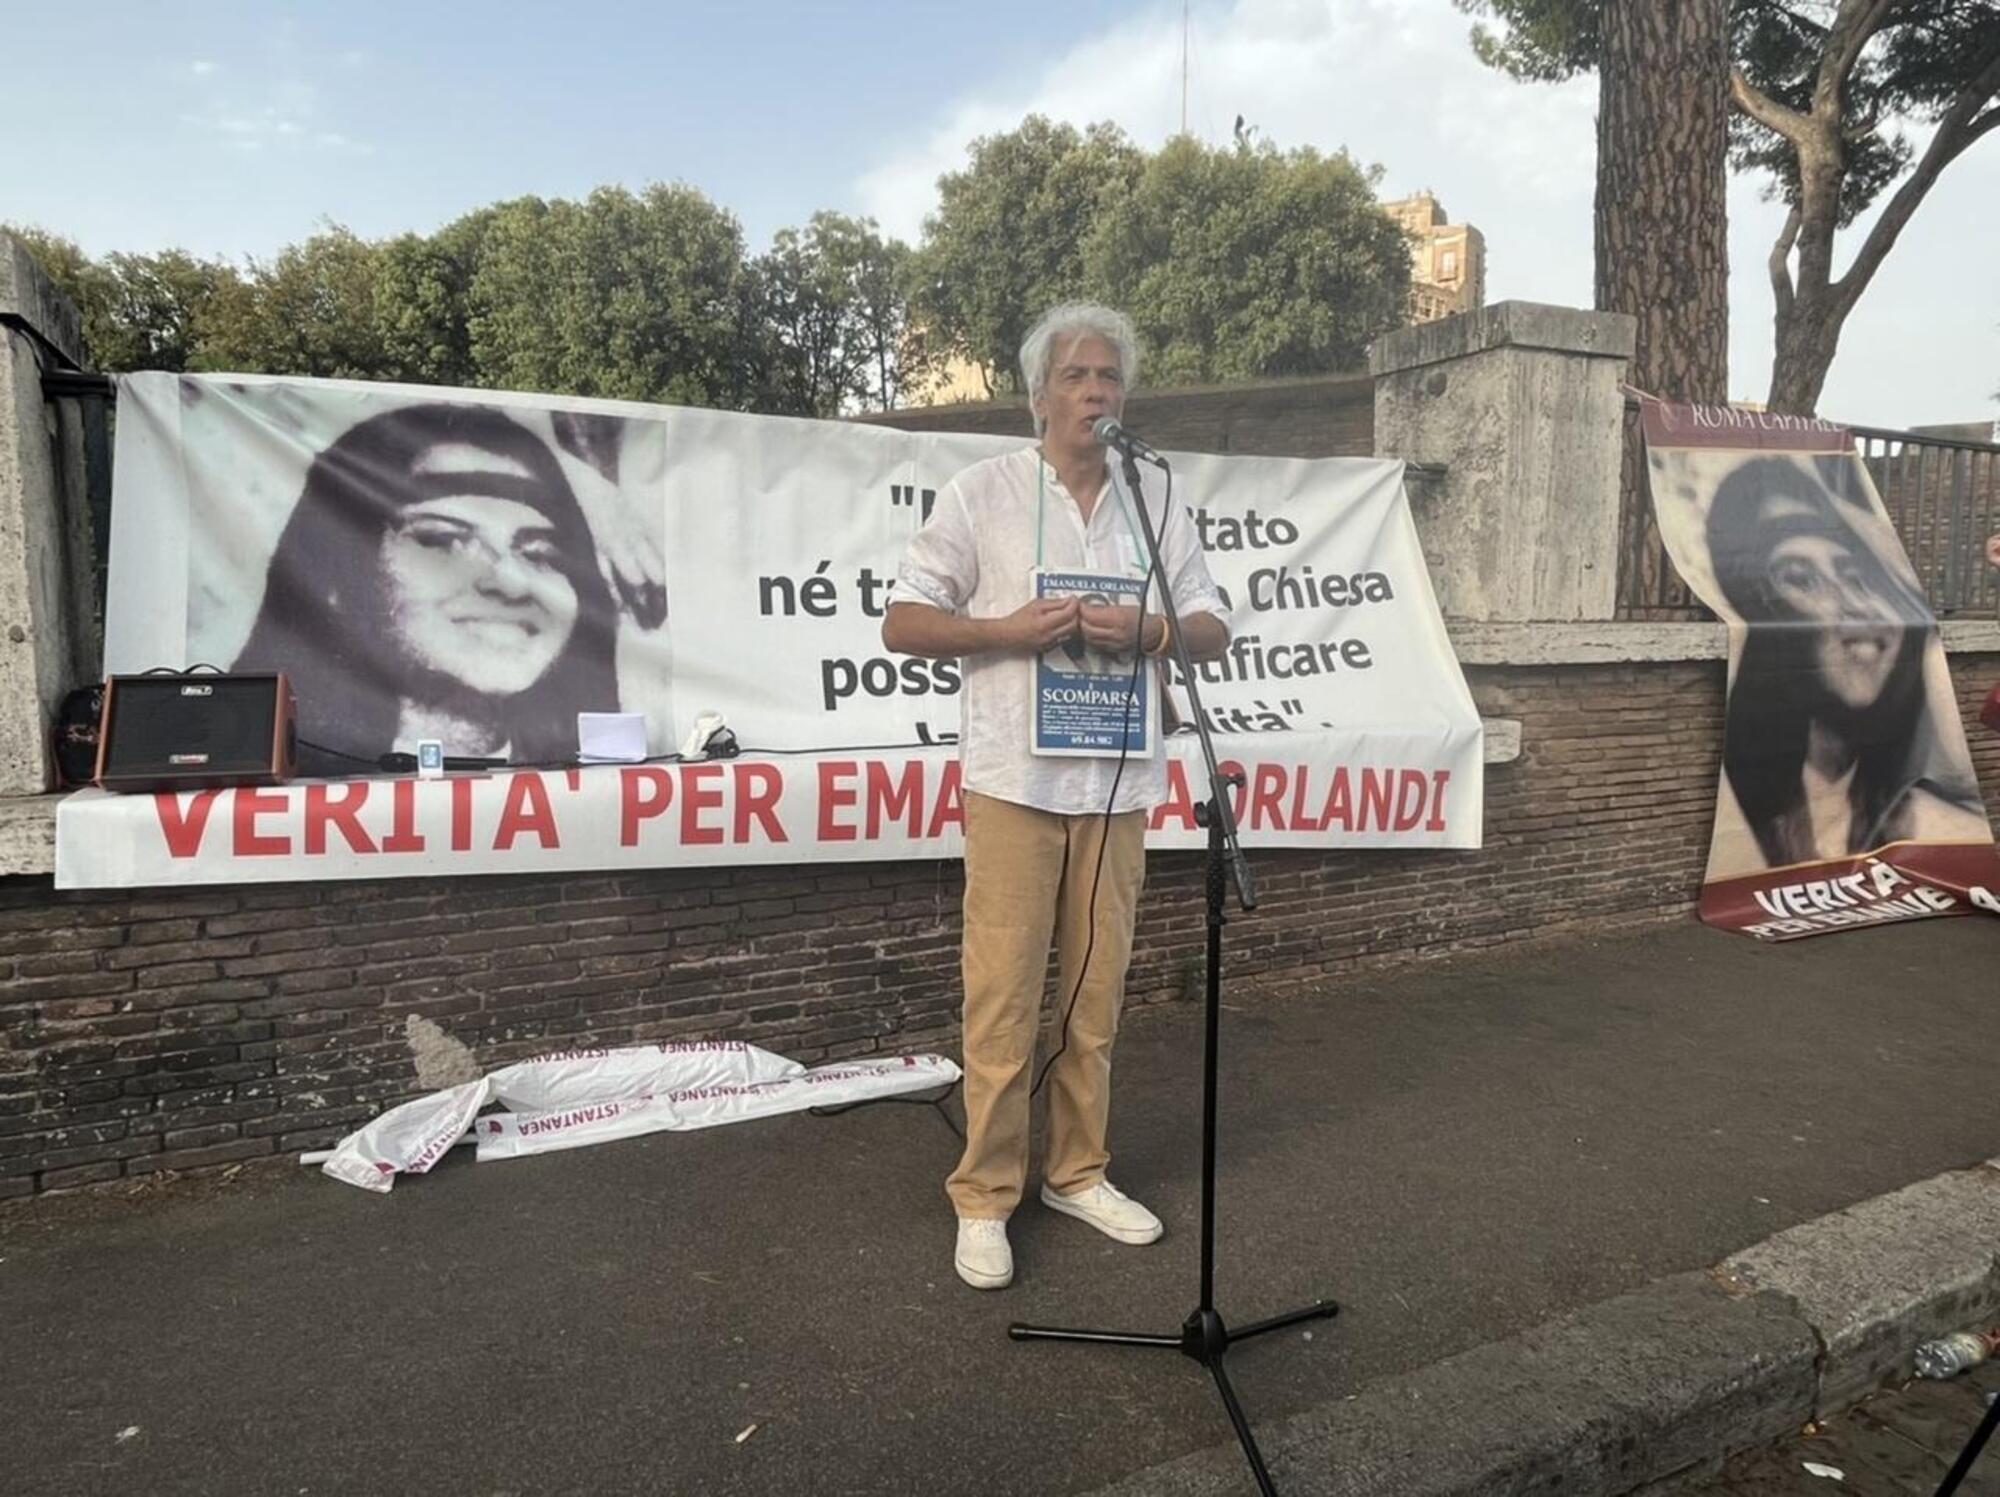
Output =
[
  {"x1": 182, "y1": 76, "x2": 366, "y2": 155},
  {"x1": 189, "y1": 60, "x2": 219, "y2": 77}
]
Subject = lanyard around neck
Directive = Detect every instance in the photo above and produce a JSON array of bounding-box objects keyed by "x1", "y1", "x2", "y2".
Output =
[{"x1": 1035, "y1": 453, "x2": 1146, "y2": 569}]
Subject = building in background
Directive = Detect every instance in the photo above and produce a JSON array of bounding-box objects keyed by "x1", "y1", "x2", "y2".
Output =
[{"x1": 1383, "y1": 192, "x2": 1485, "y2": 325}]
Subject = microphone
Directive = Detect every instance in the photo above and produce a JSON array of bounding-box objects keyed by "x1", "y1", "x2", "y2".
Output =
[{"x1": 1091, "y1": 416, "x2": 1168, "y2": 468}]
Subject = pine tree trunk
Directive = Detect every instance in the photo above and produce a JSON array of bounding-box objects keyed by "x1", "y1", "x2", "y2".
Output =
[
  {"x1": 1595, "y1": 0, "x2": 1732, "y2": 402},
  {"x1": 1599, "y1": 0, "x2": 1731, "y2": 619}
]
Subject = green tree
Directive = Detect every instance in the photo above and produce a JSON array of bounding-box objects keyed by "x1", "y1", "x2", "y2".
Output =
[
  {"x1": 99, "y1": 250, "x2": 243, "y2": 372},
  {"x1": 372, "y1": 209, "x2": 497, "y2": 387},
  {"x1": 750, "y1": 211, "x2": 918, "y2": 416},
  {"x1": 1459, "y1": 0, "x2": 2000, "y2": 414},
  {"x1": 198, "y1": 225, "x2": 387, "y2": 379},
  {"x1": 910, "y1": 117, "x2": 1144, "y2": 395},
  {"x1": 466, "y1": 185, "x2": 753, "y2": 406},
  {"x1": 847, "y1": 226, "x2": 919, "y2": 412},
  {"x1": 751, "y1": 214, "x2": 866, "y2": 417},
  {"x1": 4, "y1": 226, "x2": 243, "y2": 372},
  {"x1": 1083, "y1": 136, "x2": 1411, "y2": 385}
]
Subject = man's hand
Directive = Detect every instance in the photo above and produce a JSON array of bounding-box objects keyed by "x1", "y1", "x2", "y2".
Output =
[
  {"x1": 1986, "y1": 532, "x2": 2000, "y2": 571},
  {"x1": 1078, "y1": 601, "x2": 1144, "y2": 655},
  {"x1": 999, "y1": 597, "x2": 1082, "y2": 652}
]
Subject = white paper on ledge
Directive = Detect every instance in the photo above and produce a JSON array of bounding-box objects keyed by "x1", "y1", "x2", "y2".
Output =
[{"x1": 576, "y1": 712, "x2": 651, "y2": 763}]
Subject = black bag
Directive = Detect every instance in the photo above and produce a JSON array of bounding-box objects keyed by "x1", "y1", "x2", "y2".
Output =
[{"x1": 52, "y1": 681, "x2": 104, "y2": 789}]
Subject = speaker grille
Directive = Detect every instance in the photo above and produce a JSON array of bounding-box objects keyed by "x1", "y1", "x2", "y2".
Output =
[{"x1": 99, "y1": 675, "x2": 291, "y2": 789}]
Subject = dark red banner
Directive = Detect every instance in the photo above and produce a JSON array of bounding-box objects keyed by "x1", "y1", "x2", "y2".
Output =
[{"x1": 1702, "y1": 841, "x2": 2000, "y2": 940}]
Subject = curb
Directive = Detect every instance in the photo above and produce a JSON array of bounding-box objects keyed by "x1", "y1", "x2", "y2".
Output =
[
  {"x1": 1719, "y1": 1165, "x2": 2000, "y2": 1417},
  {"x1": 1084, "y1": 1162, "x2": 2000, "y2": 1497}
]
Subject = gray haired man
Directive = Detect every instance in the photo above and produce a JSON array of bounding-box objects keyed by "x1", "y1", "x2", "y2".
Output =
[{"x1": 882, "y1": 304, "x2": 1232, "y2": 1289}]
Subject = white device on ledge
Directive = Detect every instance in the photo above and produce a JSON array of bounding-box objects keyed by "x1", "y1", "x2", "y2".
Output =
[{"x1": 679, "y1": 711, "x2": 729, "y2": 760}]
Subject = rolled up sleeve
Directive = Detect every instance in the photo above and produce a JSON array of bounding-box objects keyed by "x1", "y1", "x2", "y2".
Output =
[
  {"x1": 1162, "y1": 502, "x2": 1230, "y2": 629},
  {"x1": 888, "y1": 481, "x2": 977, "y2": 615}
]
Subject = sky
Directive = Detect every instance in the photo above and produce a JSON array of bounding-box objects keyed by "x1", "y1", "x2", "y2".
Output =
[{"x1": 2, "y1": 0, "x2": 1994, "y2": 428}]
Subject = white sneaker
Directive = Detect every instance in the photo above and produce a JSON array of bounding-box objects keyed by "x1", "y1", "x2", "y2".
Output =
[
  {"x1": 1040, "y1": 1180, "x2": 1164, "y2": 1245},
  {"x1": 954, "y1": 1216, "x2": 1013, "y2": 1289}
]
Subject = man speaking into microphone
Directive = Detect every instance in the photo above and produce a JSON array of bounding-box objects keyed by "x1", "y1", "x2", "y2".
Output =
[{"x1": 882, "y1": 303, "x2": 1231, "y2": 1290}]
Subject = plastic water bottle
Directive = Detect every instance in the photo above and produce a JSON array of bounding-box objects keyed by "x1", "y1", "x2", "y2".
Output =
[{"x1": 1914, "y1": 1331, "x2": 1993, "y2": 1379}]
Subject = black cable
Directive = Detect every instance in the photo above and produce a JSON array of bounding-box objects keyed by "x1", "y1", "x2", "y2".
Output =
[
  {"x1": 296, "y1": 736, "x2": 382, "y2": 768},
  {"x1": 302, "y1": 729, "x2": 942, "y2": 776},
  {"x1": 1030, "y1": 462, "x2": 1174, "y2": 1103},
  {"x1": 734, "y1": 740, "x2": 936, "y2": 756},
  {"x1": 295, "y1": 735, "x2": 694, "y2": 775}
]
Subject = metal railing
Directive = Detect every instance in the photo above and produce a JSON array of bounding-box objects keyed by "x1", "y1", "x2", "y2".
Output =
[
  {"x1": 1616, "y1": 417, "x2": 2000, "y2": 621},
  {"x1": 1854, "y1": 425, "x2": 2000, "y2": 619}
]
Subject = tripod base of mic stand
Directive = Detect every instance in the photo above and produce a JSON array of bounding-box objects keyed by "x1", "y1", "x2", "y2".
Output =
[{"x1": 1009, "y1": 1298, "x2": 1339, "y2": 1495}]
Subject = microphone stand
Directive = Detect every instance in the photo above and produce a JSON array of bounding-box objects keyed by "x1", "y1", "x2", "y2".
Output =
[
  {"x1": 1008, "y1": 445, "x2": 1339, "y2": 1496},
  {"x1": 1936, "y1": 1383, "x2": 2000, "y2": 1496}
]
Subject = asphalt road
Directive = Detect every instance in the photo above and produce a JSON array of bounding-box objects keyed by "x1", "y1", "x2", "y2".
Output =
[{"x1": 3, "y1": 916, "x2": 1997, "y2": 1496}]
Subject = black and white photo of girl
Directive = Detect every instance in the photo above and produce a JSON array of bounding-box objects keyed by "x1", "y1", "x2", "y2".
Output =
[
  {"x1": 1650, "y1": 442, "x2": 1990, "y2": 878},
  {"x1": 175, "y1": 381, "x2": 672, "y2": 775}
]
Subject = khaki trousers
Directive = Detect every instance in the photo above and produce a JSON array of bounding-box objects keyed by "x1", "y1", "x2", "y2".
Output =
[{"x1": 946, "y1": 791, "x2": 1148, "y2": 1219}]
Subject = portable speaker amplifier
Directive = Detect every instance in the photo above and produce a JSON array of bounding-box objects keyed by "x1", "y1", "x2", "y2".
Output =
[{"x1": 94, "y1": 673, "x2": 297, "y2": 793}]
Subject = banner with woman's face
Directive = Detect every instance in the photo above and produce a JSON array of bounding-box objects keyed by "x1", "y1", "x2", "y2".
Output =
[
  {"x1": 65, "y1": 372, "x2": 1486, "y2": 889},
  {"x1": 135, "y1": 379, "x2": 675, "y2": 776},
  {"x1": 1643, "y1": 401, "x2": 1999, "y2": 939}
]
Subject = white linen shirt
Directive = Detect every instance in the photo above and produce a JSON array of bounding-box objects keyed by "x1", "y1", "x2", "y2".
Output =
[{"x1": 889, "y1": 445, "x2": 1230, "y2": 816}]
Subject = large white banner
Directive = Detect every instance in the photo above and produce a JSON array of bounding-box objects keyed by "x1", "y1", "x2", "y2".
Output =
[{"x1": 58, "y1": 373, "x2": 1482, "y2": 887}]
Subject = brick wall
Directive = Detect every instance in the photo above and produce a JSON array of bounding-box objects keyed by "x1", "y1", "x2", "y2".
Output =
[{"x1": 5, "y1": 652, "x2": 1993, "y2": 1196}]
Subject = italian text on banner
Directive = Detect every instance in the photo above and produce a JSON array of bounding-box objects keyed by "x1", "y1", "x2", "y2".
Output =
[{"x1": 59, "y1": 373, "x2": 1483, "y2": 887}]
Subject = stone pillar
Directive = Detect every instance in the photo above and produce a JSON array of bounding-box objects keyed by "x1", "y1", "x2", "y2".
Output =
[
  {"x1": 0, "y1": 233, "x2": 98, "y2": 794},
  {"x1": 1371, "y1": 301, "x2": 1636, "y2": 623}
]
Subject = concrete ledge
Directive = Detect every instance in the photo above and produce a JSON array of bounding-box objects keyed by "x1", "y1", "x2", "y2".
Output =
[
  {"x1": 1450, "y1": 622, "x2": 1729, "y2": 666},
  {"x1": 0, "y1": 793, "x2": 56, "y2": 876},
  {"x1": 1088, "y1": 1165, "x2": 2000, "y2": 1497},
  {"x1": 1718, "y1": 1165, "x2": 2000, "y2": 1415},
  {"x1": 1370, "y1": 300, "x2": 1638, "y2": 378},
  {"x1": 1450, "y1": 619, "x2": 2000, "y2": 666},
  {"x1": 0, "y1": 234, "x2": 84, "y2": 366}
]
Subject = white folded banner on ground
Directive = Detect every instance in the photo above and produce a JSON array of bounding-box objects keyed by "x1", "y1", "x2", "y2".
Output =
[
  {"x1": 475, "y1": 1054, "x2": 964, "y2": 1162},
  {"x1": 318, "y1": 1040, "x2": 957, "y2": 1193},
  {"x1": 60, "y1": 372, "x2": 1484, "y2": 888}
]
